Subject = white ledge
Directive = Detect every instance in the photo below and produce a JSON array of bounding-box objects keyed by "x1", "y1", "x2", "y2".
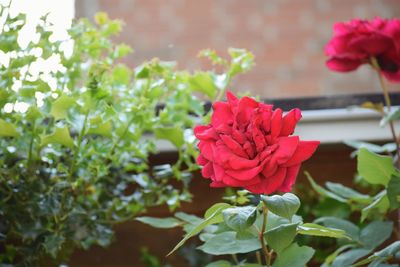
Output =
[
  {"x1": 153, "y1": 107, "x2": 398, "y2": 152},
  {"x1": 295, "y1": 107, "x2": 398, "y2": 144}
]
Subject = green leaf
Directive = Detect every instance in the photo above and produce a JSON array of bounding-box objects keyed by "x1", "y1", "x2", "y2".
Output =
[
  {"x1": 314, "y1": 217, "x2": 360, "y2": 241},
  {"x1": 189, "y1": 72, "x2": 218, "y2": 98},
  {"x1": 222, "y1": 206, "x2": 257, "y2": 232},
  {"x1": 114, "y1": 43, "x2": 133, "y2": 58},
  {"x1": 387, "y1": 175, "x2": 400, "y2": 209},
  {"x1": 261, "y1": 193, "x2": 300, "y2": 220},
  {"x1": 135, "y1": 217, "x2": 182, "y2": 229},
  {"x1": 167, "y1": 203, "x2": 230, "y2": 256},
  {"x1": 154, "y1": 126, "x2": 184, "y2": 148},
  {"x1": 43, "y1": 235, "x2": 65, "y2": 258},
  {"x1": 324, "y1": 244, "x2": 356, "y2": 266},
  {"x1": 357, "y1": 148, "x2": 395, "y2": 186},
  {"x1": 50, "y1": 95, "x2": 75, "y2": 120},
  {"x1": 205, "y1": 260, "x2": 232, "y2": 267},
  {"x1": 332, "y1": 248, "x2": 372, "y2": 267},
  {"x1": 41, "y1": 126, "x2": 74, "y2": 149},
  {"x1": 228, "y1": 48, "x2": 254, "y2": 76},
  {"x1": 198, "y1": 231, "x2": 260, "y2": 255},
  {"x1": 380, "y1": 108, "x2": 400, "y2": 126},
  {"x1": 88, "y1": 117, "x2": 112, "y2": 137},
  {"x1": 360, "y1": 221, "x2": 393, "y2": 249},
  {"x1": 344, "y1": 140, "x2": 397, "y2": 156},
  {"x1": 305, "y1": 172, "x2": 347, "y2": 203},
  {"x1": 325, "y1": 182, "x2": 372, "y2": 204},
  {"x1": 297, "y1": 223, "x2": 349, "y2": 239},
  {"x1": 265, "y1": 223, "x2": 298, "y2": 253},
  {"x1": 361, "y1": 191, "x2": 389, "y2": 222},
  {"x1": 272, "y1": 243, "x2": 314, "y2": 267},
  {"x1": 352, "y1": 241, "x2": 400, "y2": 267},
  {"x1": 0, "y1": 119, "x2": 18, "y2": 137},
  {"x1": 112, "y1": 64, "x2": 131, "y2": 85}
]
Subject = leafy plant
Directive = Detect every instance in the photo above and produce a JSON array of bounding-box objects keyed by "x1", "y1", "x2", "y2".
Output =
[
  {"x1": 0, "y1": 3, "x2": 254, "y2": 265},
  {"x1": 138, "y1": 192, "x2": 348, "y2": 267}
]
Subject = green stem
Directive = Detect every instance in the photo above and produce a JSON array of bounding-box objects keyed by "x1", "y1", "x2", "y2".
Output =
[
  {"x1": 260, "y1": 202, "x2": 272, "y2": 267},
  {"x1": 371, "y1": 57, "x2": 400, "y2": 164},
  {"x1": 27, "y1": 119, "x2": 36, "y2": 170},
  {"x1": 108, "y1": 115, "x2": 135, "y2": 157},
  {"x1": 214, "y1": 74, "x2": 232, "y2": 102},
  {"x1": 70, "y1": 111, "x2": 89, "y2": 177}
]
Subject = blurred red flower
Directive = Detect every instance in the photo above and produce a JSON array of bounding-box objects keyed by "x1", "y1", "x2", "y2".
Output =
[
  {"x1": 325, "y1": 17, "x2": 400, "y2": 82},
  {"x1": 194, "y1": 92, "x2": 319, "y2": 195}
]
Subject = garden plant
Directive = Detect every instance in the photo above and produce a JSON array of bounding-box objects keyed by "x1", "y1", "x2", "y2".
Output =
[
  {"x1": 138, "y1": 17, "x2": 400, "y2": 267},
  {"x1": 0, "y1": 2, "x2": 254, "y2": 265}
]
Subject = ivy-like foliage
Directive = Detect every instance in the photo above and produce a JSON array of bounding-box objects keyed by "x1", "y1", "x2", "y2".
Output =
[{"x1": 0, "y1": 4, "x2": 254, "y2": 266}]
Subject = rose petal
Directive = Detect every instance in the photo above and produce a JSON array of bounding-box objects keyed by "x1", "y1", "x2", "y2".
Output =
[
  {"x1": 273, "y1": 136, "x2": 299, "y2": 164},
  {"x1": 198, "y1": 141, "x2": 215, "y2": 161},
  {"x1": 211, "y1": 101, "x2": 233, "y2": 128},
  {"x1": 280, "y1": 108, "x2": 302, "y2": 136},
  {"x1": 194, "y1": 125, "x2": 218, "y2": 140},
  {"x1": 201, "y1": 162, "x2": 214, "y2": 178},
  {"x1": 236, "y1": 96, "x2": 259, "y2": 124},
  {"x1": 326, "y1": 57, "x2": 363, "y2": 72},
  {"x1": 245, "y1": 168, "x2": 287, "y2": 194},
  {"x1": 277, "y1": 165, "x2": 301, "y2": 192},
  {"x1": 226, "y1": 91, "x2": 238, "y2": 106},
  {"x1": 282, "y1": 140, "x2": 320, "y2": 167},
  {"x1": 223, "y1": 174, "x2": 261, "y2": 187},
  {"x1": 220, "y1": 134, "x2": 248, "y2": 158},
  {"x1": 225, "y1": 164, "x2": 263, "y2": 180},
  {"x1": 270, "y1": 108, "x2": 283, "y2": 139},
  {"x1": 197, "y1": 154, "x2": 208, "y2": 165}
]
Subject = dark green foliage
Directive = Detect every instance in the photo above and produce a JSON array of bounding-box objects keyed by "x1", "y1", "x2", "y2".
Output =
[{"x1": 0, "y1": 5, "x2": 253, "y2": 266}]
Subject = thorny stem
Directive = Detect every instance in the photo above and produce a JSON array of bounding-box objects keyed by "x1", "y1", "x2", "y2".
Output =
[
  {"x1": 260, "y1": 203, "x2": 272, "y2": 267},
  {"x1": 371, "y1": 57, "x2": 400, "y2": 164}
]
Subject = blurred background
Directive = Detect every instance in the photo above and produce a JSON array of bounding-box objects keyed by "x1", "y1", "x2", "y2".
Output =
[{"x1": 76, "y1": 0, "x2": 400, "y2": 99}]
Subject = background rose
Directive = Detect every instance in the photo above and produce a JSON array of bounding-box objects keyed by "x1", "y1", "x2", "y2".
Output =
[
  {"x1": 325, "y1": 17, "x2": 400, "y2": 82},
  {"x1": 194, "y1": 92, "x2": 319, "y2": 194}
]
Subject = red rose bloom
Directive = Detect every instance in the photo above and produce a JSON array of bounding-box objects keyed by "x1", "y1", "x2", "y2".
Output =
[
  {"x1": 194, "y1": 92, "x2": 319, "y2": 195},
  {"x1": 325, "y1": 17, "x2": 400, "y2": 82}
]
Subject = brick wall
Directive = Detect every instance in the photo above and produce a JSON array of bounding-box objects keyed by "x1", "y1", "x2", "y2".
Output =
[{"x1": 76, "y1": 0, "x2": 400, "y2": 99}]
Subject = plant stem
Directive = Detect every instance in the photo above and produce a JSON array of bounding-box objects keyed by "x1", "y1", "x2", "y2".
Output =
[
  {"x1": 371, "y1": 57, "x2": 400, "y2": 164},
  {"x1": 70, "y1": 111, "x2": 89, "y2": 177},
  {"x1": 259, "y1": 202, "x2": 272, "y2": 267},
  {"x1": 108, "y1": 115, "x2": 135, "y2": 157},
  {"x1": 27, "y1": 119, "x2": 36, "y2": 171}
]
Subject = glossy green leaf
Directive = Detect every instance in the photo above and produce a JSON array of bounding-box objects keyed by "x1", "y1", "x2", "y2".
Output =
[
  {"x1": 314, "y1": 217, "x2": 360, "y2": 241},
  {"x1": 198, "y1": 231, "x2": 260, "y2": 255},
  {"x1": 154, "y1": 126, "x2": 184, "y2": 148},
  {"x1": 325, "y1": 182, "x2": 371, "y2": 204},
  {"x1": 222, "y1": 206, "x2": 257, "y2": 232},
  {"x1": 261, "y1": 193, "x2": 300, "y2": 220},
  {"x1": 360, "y1": 221, "x2": 393, "y2": 249},
  {"x1": 0, "y1": 119, "x2": 18, "y2": 137},
  {"x1": 265, "y1": 223, "x2": 298, "y2": 253},
  {"x1": 167, "y1": 203, "x2": 230, "y2": 256},
  {"x1": 135, "y1": 217, "x2": 182, "y2": 229},
  {"x1": 50, "y1": 95, "x2": 75, "y2": 120},
  {"x1": 272, "y1": 243, "x2": 314, "y2": 267},
  {"x1": 298, "y1": 223, "x2": 349, "y2": 239},
  {"x1": 331, "y1": 248, "x2": 372, "y2": 267},
  {"x1": 305, "y1": 172, "x2": 347, "y2": 203},
  {"x1": 189, "y1": 72, "x2": 218, "y2": 98},
  {"x1": 387, "y1": 175, "x2": 400, "y2": 209},
  {"x1": 88, "y1": 117, "x2": 112, "y2": 137},
  {"x1": 41, "y1": 126, "x2": 74, "y2": 149},
  {"x1": 380, "y1": 108, "x2": 400, "y2": 126},
  {"x1": 357, "y1": 148, "x2": 395, "y2": 186},
  {"x1": 361, "y1": 191, "x2": 389, "y2": 222}
]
